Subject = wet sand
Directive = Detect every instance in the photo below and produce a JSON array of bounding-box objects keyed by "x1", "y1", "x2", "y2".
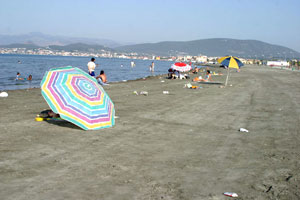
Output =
[{"x1": 0, "y1": 65, "x2": 300, "y2": 199}]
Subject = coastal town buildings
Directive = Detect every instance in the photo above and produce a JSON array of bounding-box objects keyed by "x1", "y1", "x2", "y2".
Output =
[
  {"x1": 267, "y1": 60, "x2": 290, "y2": 67},
  {"x1": 0, "y1": 47, "x2": 298, "y2": 68}
]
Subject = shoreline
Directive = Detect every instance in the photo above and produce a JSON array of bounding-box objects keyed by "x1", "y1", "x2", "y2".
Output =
[
  {"x1": 0, "y1": 73, "x2": 169, "y2": 92},
  {"x1": 2, "y1": 64, "x2": 299, "y2": 93}
]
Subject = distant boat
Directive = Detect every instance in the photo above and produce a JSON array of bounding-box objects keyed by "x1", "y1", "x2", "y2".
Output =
[{"x1": 18, "y1": 60, "x2": 21, "y2": 64}]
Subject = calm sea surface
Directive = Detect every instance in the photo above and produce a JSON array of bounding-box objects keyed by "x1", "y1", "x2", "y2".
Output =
[{"x1": 0, "y1": 54, "x2": 173, "y2": 91}]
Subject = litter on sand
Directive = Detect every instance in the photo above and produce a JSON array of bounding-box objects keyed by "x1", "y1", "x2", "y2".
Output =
[
  {"x1": 133, "y1": 91, "x2": 148, "y2": 96},
  {"x1": 0, "y1": 92, "x2": 8, "y2": 97},
  {"x1": 140, "y1": 91, "x2": 148, "y2": 96},
  {"x1": 35, "y1": 117, "x2": 64, "y2": 122},
  {"x1": 184, "y1": 83, "x2": 200, "y2": 89},
  {"x1": 114, "y1": 116, "x2": 119, "y2": 119},
  {"x1": 239, "y1": 128, "x2": 249, "y2": 132},
  {"x1": 223, "y1": 192, "x2": 238, "y2": 197},
  {"x1": 163, "y1": 91, "x2": 169, "y2": 94},
  {"x1": 133, "y1": 91, "x2": 139, "y2": 95}
]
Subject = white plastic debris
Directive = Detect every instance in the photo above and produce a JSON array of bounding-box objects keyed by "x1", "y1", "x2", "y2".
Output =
[
  {"x1": 0, "y1": 92, "x2": 8, "y2": 97},
  {"x1": 223, "y1": 192, "x2": 238, "y2": 197},
  {"x1": 161, "y1": 80, "x2": 165, "y2": 83},
  {"x1": 140, "y1": 91, "x2": 148, "y2": 96},
  {"x1": 184, "y1": 83, "x2": 192, "y2": 88},
  {"x1": 133, "y1": 91, "x2": 139, "y2": 95},
  {"x1": 239, "y1": 128, "x2": 249, "y2": 132},
  {"x1": 163, "y1": 91, "x2": 169, "y2": 94}
]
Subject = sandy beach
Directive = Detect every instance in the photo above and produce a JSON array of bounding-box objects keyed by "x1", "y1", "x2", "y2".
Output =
[{"x1": 0, "y1": 65, "x2": 300, "y2": 199}]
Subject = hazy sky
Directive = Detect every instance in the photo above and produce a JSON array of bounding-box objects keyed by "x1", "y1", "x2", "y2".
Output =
[{"x1": 1, "y1": 0, "x2": 299, "y2": 51}]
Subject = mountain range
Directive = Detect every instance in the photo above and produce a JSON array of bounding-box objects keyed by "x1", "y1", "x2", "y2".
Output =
[
  {"x1": 0, "y1": 32, "x2": 122, "y2": 48},
  {"x1": 0, "y1": 33, "x2": 299, "y2": 59},
  {"x1": 116, "y1": 39, "x2": 300, "y2": 59}
]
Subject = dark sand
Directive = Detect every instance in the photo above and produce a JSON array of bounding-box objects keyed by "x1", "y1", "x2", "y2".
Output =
[{"x1": 0, "y1": 65, "x2": 300, "y2": 199}]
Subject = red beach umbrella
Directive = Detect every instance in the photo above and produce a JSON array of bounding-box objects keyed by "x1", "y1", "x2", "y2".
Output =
[{"x1": 171, "y1": 62, "x2": 192, "y2": 72}]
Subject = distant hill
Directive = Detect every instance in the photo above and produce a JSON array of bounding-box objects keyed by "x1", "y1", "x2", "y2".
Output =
[
  {"x1": 116, "y1": 38, "x2": 300, "y2": 59},
  {"x1": 0, "y1": 32, "x2": 122, "y2": 48},
  {"x1": 0, "y1": 43, "x2": 41, "y2": 49},
  {"x1": 49, "y1": 43, "x2": 114, "y2": 52},
  {"x1": 0, "y1": 42, "x2": 114, "y2": 53},
  {"x1": 2, "y1": 36, "x2": 300, "y2": 59}
]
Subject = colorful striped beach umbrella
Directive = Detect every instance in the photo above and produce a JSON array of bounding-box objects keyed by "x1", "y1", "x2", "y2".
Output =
[
  {"x1": 171, "y1": 62, "x2": 192, "y2": 72},
  {"x1": 40, "y1": 66, "x2": 115, "y2": 130},
  {"x1": 218, "y1": 56, "x2": 244, "y2": 86}
]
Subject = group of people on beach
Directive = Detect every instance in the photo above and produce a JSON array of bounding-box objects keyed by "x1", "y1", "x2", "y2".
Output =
[
  {"x1": 87, "y1": 58, "x2": 156, "y2": 85},
  {"x1": 167, "y1": 65, "x2": 214, "y2": 82},
  {"x1": 87, "y1": 57, "x2": 108, "y2": 85}
]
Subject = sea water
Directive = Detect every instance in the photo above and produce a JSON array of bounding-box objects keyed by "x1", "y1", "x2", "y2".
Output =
[{"x1": 0, "y1": 54, "x2": 173, "y2": 90}]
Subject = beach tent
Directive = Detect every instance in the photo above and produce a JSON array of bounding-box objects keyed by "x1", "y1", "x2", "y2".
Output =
[
  {"x1": 40, "y1": 66, "x2": 115, "y2": 130},
  {"x1": 217, "y1": 56, "x2": 244, "y2": 86},
  {"x1": 171, "y1": 62, "x2": 192, "y2": 72}
]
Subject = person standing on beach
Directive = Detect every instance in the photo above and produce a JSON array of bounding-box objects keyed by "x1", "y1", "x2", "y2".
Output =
[
  {"x1": 150, "y1": 61, "x2": 155, "y2": 72},
  {"x1": 87, "y1": 58, "x2": 96, "y2": 77},
  {"x1": 130, "y1": 61, "x2": 135, "y2": 68}
]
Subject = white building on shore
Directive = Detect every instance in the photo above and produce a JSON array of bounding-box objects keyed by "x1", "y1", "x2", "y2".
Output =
[{"x1": 267, "y1": 60, "x2": 290, "y2": 67}]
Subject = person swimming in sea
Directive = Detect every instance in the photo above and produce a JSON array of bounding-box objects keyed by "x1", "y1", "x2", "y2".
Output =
[
  {"x1": 27, "y1": 75, "x2": 32, "y2": 89},
  {"x1": 27, "y1": 75, "x2": 32, "y2": 81},
  {"x1": 16, "y1": 72, "x2": 24, "y2": 80}
]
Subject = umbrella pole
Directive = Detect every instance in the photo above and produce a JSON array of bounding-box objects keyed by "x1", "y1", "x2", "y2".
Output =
[{"x1": 225, "y1": 67, "x2": 230, "y2": 86}]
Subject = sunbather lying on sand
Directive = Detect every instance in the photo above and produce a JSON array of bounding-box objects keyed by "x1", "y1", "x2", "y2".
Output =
[{"x1": 193, "y1": 70, "x2": 212, "y2": 82}]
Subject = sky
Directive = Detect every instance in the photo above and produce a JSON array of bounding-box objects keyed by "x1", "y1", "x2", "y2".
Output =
[{"x1": 0, "y1": 0, "x2": 300, "y2": 51}]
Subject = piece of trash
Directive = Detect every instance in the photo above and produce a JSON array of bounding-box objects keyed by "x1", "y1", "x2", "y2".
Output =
[
  {"x1": 219, "y1": 85, "x2": 225, "y2": 88},
  {"x1": 122, "y1": 80, "x2": 127, "y2": 82},
  {"x1": 184, "y1": 83, "x2": 199, "y2": 89},
  {"x1": 223, "y1": 192, "x2": 238, "y2": 197},
  {"x1": 265, "y1": 186, "x2": 272, "y2": 193},
  {"x1": 0, "y1": 92, "x2": 8, "y2": 97},
  {"x1": 239, "y1": 128, "x2": 249, "y2": 132},
  {"x1": 161, "y1": 80, "x2": 165, "y2": 83},
  {"x1": 286, "y1": 175, "x2": 293, "y2": 181},
  {"x1": 114, "y1": 116, "x2": 119, "y2": 119},
  {"x1": 229, "y1": 84, "x2": 233, "y2": 86},
  {"x1": 184, "y1": 83, "x2": 192, "y2": 88},
  {"x1": 35, "y1": 117, "x2": 45, "y2": 121},
  {"x1": 163, "y1": 91, "x2": 169, "y2": 94},
  {"x1": 140, "y1": 91, "x2": 148, "y2": 96},
  {"x1": 133, "y1": 91, "x2": 139, "y2": 95}
]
